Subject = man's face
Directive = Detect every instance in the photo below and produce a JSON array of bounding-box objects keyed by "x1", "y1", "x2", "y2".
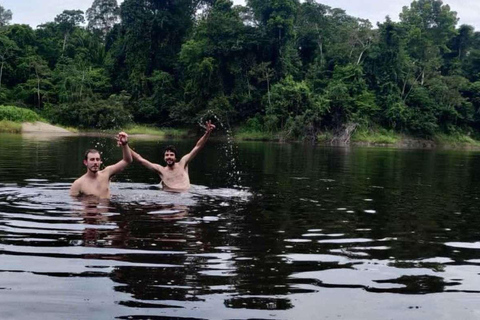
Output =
[
  {"x1": 83, "y1": 152, "x2": 102, "y2": 173},
  {"x1": 164, "y1": 151, "x2": 176, "y2": 167}
]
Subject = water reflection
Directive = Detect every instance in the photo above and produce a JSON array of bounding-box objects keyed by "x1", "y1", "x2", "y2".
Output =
[
  {"x1": 0, "y1": 178, "x2": 259, "y2": 317},
  {"x1": 2, "y1": 135, "x2": 480, "y2": 319}
]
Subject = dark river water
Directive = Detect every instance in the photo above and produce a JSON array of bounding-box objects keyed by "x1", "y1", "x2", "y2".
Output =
[{"x1": 1, "y1": 133, "x2": 480, "y2": 319}]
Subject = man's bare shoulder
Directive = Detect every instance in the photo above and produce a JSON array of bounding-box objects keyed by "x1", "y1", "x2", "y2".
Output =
[
  {"x1": 177, "y1": 157, "x2": 190, "y2": 169},
  {"x1": 72, "y1": 174, "x2": 87, "y2": 185},
  {"x1": 70, "y1": 174, "x2": 86, "y2": 196},
  {"x1": 156, "y1": 164, "x2": 167, "y2": 173}
]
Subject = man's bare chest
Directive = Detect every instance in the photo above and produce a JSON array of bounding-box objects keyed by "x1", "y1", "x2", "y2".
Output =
[
  {"x1": 81, "y1": 175, "x2": 110, "y2": 195},
  {"x1": 162, "y1": 166, "x2": 188, "y2": 182},
  {"x1": 164, "y1": 169, "x2": 187, "y2": 179}
]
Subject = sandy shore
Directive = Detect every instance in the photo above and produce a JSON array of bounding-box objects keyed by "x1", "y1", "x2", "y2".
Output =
[
  {"x1": 22, "y1": 121, "x2": 74, "y2": 134},
  {"x1": 20, "y1": 122, "x2": 167, "y2": 140}
]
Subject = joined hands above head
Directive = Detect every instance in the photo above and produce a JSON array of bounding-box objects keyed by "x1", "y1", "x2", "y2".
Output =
[{"x1": 116, "y1": 131, "x2": 129, "y2": 147}]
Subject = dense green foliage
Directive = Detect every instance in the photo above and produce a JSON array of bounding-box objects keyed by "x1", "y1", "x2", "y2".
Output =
[
  {"x1": 1, "y1": 0, "x2": 480, "y2": 138},
  {"x1": 0, "y1": 105, "x2": 42, "y2": 122}
]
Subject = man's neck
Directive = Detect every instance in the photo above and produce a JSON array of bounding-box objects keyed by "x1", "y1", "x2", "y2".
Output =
[
  {"x1": 165, "y1": 162, "x2": 178, "y2": 170},
  {"x1": 86, "y1": 170, "x2": 99, "y2": 178}
]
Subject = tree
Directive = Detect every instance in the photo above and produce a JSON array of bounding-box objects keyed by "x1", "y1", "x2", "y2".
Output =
[
  {"x1": 363, "y1": 19, "x2": 410, "y2": 128},
  {"x1": 54, "y1": 10, "x2": 85, "y2": 51},
  {"x1": 16, "y1": 51, "x2": 53, "y2": 108},
  {"x1": 323, "y1": 64, "x2": 378, "y2": 128},
  {"x1": 0, "y1": 5, "x2": 12, "y2": 28},
  {"x1": 0, "y1": 0, "x2": 479, "y2": 138},
  {"x1": 296, "y1": 1, "x2": 333, "y2": 68},
  {"x1": 110, "y1": 0, "x2": 199, "y2": 107},
  {"x1": 266, "y1": 76, "x2": 311, "y2": 128},
  {"x1": 86, "y1": 0, "x2": 120, "y2": 40},
  {"x1": 176, "y1": 0, "x2": 271, "y2": 123},
  {"x1": 428, "y1": 75, "x2": 472, "y2": 130},
  {"x1": 463, "y1": 32, "x2": 480, "y2": 82},
  {"x1": 249, "y1": 62, "x2": 275, "y2": 109},
  {"x1": 3, "y1": 25, "x2": 36, "y2": 90},
  {"x1": 0, "y1": 35, "x2": 19, "y2": 88},
  {"x1": 399, "y1": 0, "x2": 458, "y2": 85},
  {"x1": 247, "y1": 0, "x2": 300, "y2": 77},
  {"x1": 53, "y1": 56, "x2": 110, "y2": 103}
]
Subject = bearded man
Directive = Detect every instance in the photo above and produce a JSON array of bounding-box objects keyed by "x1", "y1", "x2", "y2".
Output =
[
  {"x1": 70, "y1": 132, "x2": 132, "y2": 198},
  {"x1": 129, "y1": 121, "x2": 215, "y2": 192}
]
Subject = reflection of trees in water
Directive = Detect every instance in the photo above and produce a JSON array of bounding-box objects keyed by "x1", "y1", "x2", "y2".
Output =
[
  {"x1": 112, "y1": 266, "x2": 205, "y2": 304},
  {"x1": 234, "y1": 146, "x2": 480, "y2": 297}
]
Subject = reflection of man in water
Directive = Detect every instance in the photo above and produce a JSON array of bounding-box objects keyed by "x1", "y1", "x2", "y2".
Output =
[
  {"x1": 70, "y1": 132, "x2": 133, "y2": 199},
  {"x1": 130, "y1": 121, "x2": 215, "y2": 192}
]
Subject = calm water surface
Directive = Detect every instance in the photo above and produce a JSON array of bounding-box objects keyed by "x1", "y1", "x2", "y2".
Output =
[{"x1": 1, "y1": 133, "x2": 480, "y2": 319}]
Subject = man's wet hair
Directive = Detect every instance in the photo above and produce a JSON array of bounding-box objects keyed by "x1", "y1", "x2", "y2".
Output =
[
  {"x1": 84, "y1": 149, "x2": 101, "y2": 161},
  {"x1": 164, "y1": 145, "x2": 178, "y2": 159}
]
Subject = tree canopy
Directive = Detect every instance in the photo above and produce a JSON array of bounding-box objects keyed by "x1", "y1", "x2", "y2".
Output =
[{"x1": 1, "y1": 0, "x2": 480, "y2": 138}]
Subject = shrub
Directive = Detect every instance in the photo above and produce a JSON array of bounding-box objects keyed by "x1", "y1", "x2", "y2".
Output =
[
  {"x1": 0, "y1": 120, "x2": 22, "y2": 133},
  {"x1": 266, "y1": 76, "x2": 312, "y2": 128},
  {"x1": 0, "y1": 88, "x2": 10, "y2": 104},
  {"x1": 0, "y1": 105, "x2": 42, "y2": 122},
  {"x1": 245, "y1": 115, "x2": 264, "y2": 132},
  {"x1": 45, "y1": 98, "x2": 132, "y2": 129}
]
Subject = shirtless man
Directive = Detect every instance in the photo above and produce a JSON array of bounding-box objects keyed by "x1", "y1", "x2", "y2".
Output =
[
  {"x1": 130, "y1": 121, "x2": 215, "y2": 192},
  {"x1": 70, "y1": 132, "x2": 133, "y2": 199}
]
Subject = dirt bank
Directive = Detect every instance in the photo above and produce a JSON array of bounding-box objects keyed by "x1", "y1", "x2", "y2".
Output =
[{"x1": 22, "y1": 121, "x2": 74, "y2": 134}]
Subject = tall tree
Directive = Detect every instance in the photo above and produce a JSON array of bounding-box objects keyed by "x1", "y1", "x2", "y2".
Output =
[
  {"x1": 296, "y1": 1, "x2": 333, "y2": 68},
  {"x1": 443, "y1": 24, "x2": 475, "y2": 75},
  {"x1": 54, "y1": 10, "x2": 85, "y2": 52},
  {"x1": 109, "y1": 0, "x2": 204, "y2": 124},
  {"x1": 17, "y1": 50, "x2": 52, "y2": 108},
  {"x1": 4, "y1": 24, "x2": 36, "y2": 88},
  {"x1": 0, "y1": 35, "x2": 19, "y2": 88},
  {"x1": 399, "y1": 0, "x2": 458, "y2": 85},
  {"x1": 463, "y1": 31, "x2": 480, "y2": 82},
  {"x1": 247, "y1": 0, "x2": 300, "y2": 77},
  {"x1": 0, "y1": 5, "x2": 12, "y2": 28},
  {"x1": 86, "y1": 0, "x2": 120, "y2": 40}
]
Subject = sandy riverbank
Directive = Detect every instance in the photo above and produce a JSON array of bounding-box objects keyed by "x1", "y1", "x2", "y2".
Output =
[
  {"x1": 20, "y1": 122, "x2": 170, "y2": 140},
  {"x1": 22, "y1": 121, "x2": 74, "y2": 134}
]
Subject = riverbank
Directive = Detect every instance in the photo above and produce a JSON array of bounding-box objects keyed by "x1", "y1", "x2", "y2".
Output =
[
  {"x1": 22, "y1": 121, "x2": 75, "y2": 134},
  {"x1": 0, "y1": 105, "x2": 189, "y2": 138},
  {"x1": 0, "y1": 120, "x2": 189, "y2": 139},
  {"x1": 234, "y1": 128, "x2": 480, "y2": 149},
  {"x1": 2, "y1": 118, "x2": 480, "y2": 149}
]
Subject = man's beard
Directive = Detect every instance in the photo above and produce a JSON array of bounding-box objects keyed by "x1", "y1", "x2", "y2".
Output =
[
  {"x1": 166, "y1": 160, "x2": 175, "y2": 167},
  {"x1": 88, "y1": 165, "x2": 99, "y2": 172}
]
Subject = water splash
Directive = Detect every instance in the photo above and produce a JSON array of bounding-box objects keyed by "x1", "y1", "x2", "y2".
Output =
[{"x1": 199, "y1": 110, "x2": 242, "y2": 188}]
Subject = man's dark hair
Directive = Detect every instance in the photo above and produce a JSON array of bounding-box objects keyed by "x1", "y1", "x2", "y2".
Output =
[
  {"x1": 164, "y1": 145, "x2": 178, "y2": 159},
  {"x1": 84, "y1": 149, "x2": 101, "y2": 161}
]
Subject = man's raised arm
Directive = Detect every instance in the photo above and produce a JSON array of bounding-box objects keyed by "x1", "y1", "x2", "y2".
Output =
[
  {"x1": 130, "y1": 147, "x2": 161, "y2": 173},
  {"x1": 181, "y1": 120, "x2": 215, "y2": 166},
  {"x1": 104, "y1": 132, "x2": 133, "y2": 177}
]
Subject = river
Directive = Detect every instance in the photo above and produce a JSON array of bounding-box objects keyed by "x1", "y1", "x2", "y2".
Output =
[{"x1": 0, "y1": 133, "x2": 480, "y2": 319}]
